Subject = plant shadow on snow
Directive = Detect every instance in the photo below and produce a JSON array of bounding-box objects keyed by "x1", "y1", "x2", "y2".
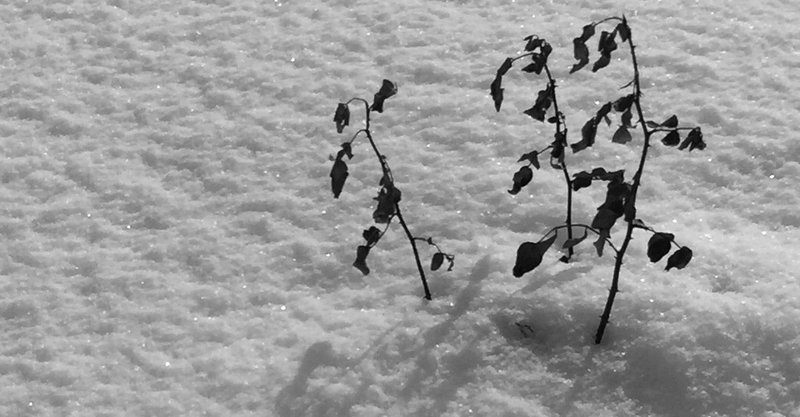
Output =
[{"x1": 272, "y1": 257, "x2": 491, "y2": 417}]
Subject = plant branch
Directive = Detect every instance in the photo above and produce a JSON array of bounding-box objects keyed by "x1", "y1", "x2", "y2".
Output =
[
  {"x1": 595, "y1": 20, "x2": 649, "y2": 344},
  {"x1": 395, "y1": 204, "x2": 432, "y2": 300}
]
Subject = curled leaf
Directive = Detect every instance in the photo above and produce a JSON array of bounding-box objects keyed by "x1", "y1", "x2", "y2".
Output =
[
  {"x1": 340, "y1": 142, "x2": 353, "y2": 159},
  {"x1": 431, "y1": 252, "x2": 445, "y2": 271},
  {"x1": 571, "y1": 117, "x2": 597, "y2": 153},
  {"x1": 334, "y1": 103, "x2": 350, "y2": 133},
  {"x1": 370, "y1": 79, "x2": 398, "y2": 113},
  {"x1": 612, "y1": 125, "x2": 632, "y2": 144},
  {"x1": 596, "y1": 102, "x2": 613, "y2": 125},
  {"x1": 570, "y1": 37, "x2": 590, "y2": 73},
  {"x1": 593, "y1": 229, "x2": 610, "y2": 257},
  {"x1": 617, "y1": 17, "x2": 631, "y2": 42},
  {"x1": 512, "y1": 234, "x2": 557, "y2": 278},
  {"x1": 497, "y1": 57, "x2": 513, "y2": 76},
  {"x1": 362, "y1": 226, "x2": 382, "y2": 246},
  {"x1": 353, "y1": 245, "x2": 371, "y2": 275},
  {"x1": 592, "y1": 54, "x2": 610, "y2": 72},
  {"x1": 508, "y1": 166, "x2": 533, "y2": 195},
  {"x1": 491, "y1": 75, "x2": 504, "y2": 112},
  {"x1": 666, "y1": 246, "x2": 693, "y2": 270},
  {"x1": 613, "y1": 94, "x2": 635, "y2": 112},
  {"x1": 661, "y1": 130, "x2": 680, "y2": 146},
  {"x1": 524, "y1": 35, "x2": 544, "y2": 52},
  {"x1": 679, "y1": 127, "x2": 705, "y2": 151},
  {"x1": 518, "y1": 151, "x2": 540, "y2": 169},
  {"x1": 330, "y1": 158, "x2": 349, "y2": 198},
  {"x1": 647, "y1": 232, "x2": 674, "y2": 263},
  {"x1": 572, "y1": 171, "x2": 593, "y2": 191},
  {"x1": 373, "y1": 186, "x2": 401, "y2": 223},
  {"x1": 579, "y1": 24, "x2": 596, "y2": 42},
  {"x1": 661, "y1": 114, "x2": 679, "y2": 128}
]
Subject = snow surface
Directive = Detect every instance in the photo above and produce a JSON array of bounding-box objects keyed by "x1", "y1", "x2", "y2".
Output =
[{"x1": 0, "y1": 0, "x2": 798, "y2": 416}]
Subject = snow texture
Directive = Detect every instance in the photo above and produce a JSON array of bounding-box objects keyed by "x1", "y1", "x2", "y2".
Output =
[{"x1": 0, "y1": 0, "x2": 798, "y2": 416}]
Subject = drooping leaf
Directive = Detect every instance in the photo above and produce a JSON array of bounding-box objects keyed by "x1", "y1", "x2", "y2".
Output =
[
  {"x1": 661, "y1": 130, "x2": 680, "y2": 146},
  {"x1": 362, "y1": 226, "x2": 382, "y2": 246},
  {"x1": 572, "y1": 171, "x2": 593, "y2": 191},
  {"x1": 334, "y1": 103, "x2": 350, "y2": 133},
  {"x1": 508, "y1": 166, "x2": 533, "y2": 195},
  {"x1": 578, "y1": 24, "x2": 596, "y2": 42},
  {"x1": 666, "y1": 246, "x2": 693, "y2": 270},
  {"x1": 518, "y1": 151, "x2": 540, "y2": 169},
  {"x1": 593, "y1": 229, "x2": 610, "y2": 257},
  {"x1": 340, "y1": 142, "x2": 353, "y2": 159},
  {"x1": 612, "y1": 125, "x2": 632, "y2": 144},
  {"x1": 512, "y1": 234, "x2": 557, "y2": 277},
  {"x1": 491, "y1": 75, "x2": 504, "y2": 112},
  {"x1": 431, "y1": 252, "x2": 445, "y2": 271},
  {"x1": 598, "y1": 30, "x2": 618, "y2": 56},
  {"x1": 562, "y1": 228, "x2": 589, "y2": 249},
  {"x1": 370, "y1": 79, "x2": 397, "y2": 113},
  {"x1": 617, "y1": 17, "x2": 631, "y2": 42},
  {"x1": 621, "y1": 108, "x2": 633, "y2": 128},
  {"x1": 679, "y1": 127, "x2": 706, "y2": 151},
  {"x1": 550, "y1": 142, "x2": 564, "y2": 169},
  {"x1": 647, "y1": 232, "x2": 674, "y2": 262},
  {"x1": 662, "y1": 114, "x2": 679, "y2": 128},
  {"x1": 497, "y1": 57, "x2": 513, "y2": 77},
  {"x1": 353, "y1": 245, "x2": 371, "y2": 275},
  {"x1": 522, "y1": 53, "x2": 547, "y2": 74},
  {"x1": 592, "y1": 205, "x2": 621, "y2": 232},
  {"x1": 373, "y1": 186, "x2": 401, "y2": 223},
  {"x1": 613, "y1": 94, "x2": 635, "y2": 113},
  {"x1": 523, "y1": 35, "x2": 544, "y2": 52},
  {"x1": 592, "y1": 53, "x2": 611, "y2": 72},
  {"x1": 330, "y1": 158, "x2": 349, "y2": 198},
  {"x1": 571, "y1": 118, "x2": 597, "y2": 153},
  {"x1": 632, "y1": 218, "x2": 648, "y2": 229},
  {"x1": 523, "y1": 104, "x2": 547, "y2": 121},
  {"x1": 596, "y1": 102, "x2": 613, "y2": 126},
  {"x1": 571, "y1": 39, "x2": 590, "y2": 73}
]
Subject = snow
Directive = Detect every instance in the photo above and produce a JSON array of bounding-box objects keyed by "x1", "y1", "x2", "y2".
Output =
[{"x1": 0, "y1": 0, "x2": 798, "y2": 416}]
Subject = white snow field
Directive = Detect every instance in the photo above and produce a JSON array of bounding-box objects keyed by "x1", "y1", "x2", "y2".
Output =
[{"x1": 1, "y1": 0, "x2": 798, "y2": 416}]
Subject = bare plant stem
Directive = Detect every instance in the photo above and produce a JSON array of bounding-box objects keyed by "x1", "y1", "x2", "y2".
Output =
[
  {"x1": 595, "y1": 26, "x2": 652, "y2": 344},
  {"x1": 395, "y1": 206, "x2": 432, "y2": 300},
  {"x1": 544, "y1": 65, "x2": 574, "y2": 261},
  {"x1": 355, "y1": 98, "x2": 432, "y2": 300}
]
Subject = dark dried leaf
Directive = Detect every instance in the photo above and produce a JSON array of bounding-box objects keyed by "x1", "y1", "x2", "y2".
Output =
[
  {"x1": 508, "y1": 166, "x2": 533, "y2": 195},
  {"x1": 579, "y1": 24, "x2": 596, "y2": 42},
  {"x1": 550, "y1": 142, "x2": 565, "y2": 169},
  {"x1": 572, "y1": 171, "x2": 593, "y2": 191},
  {"x1": 512, "y1": 234, "x2": 557, "y2": 278},
  {"x1": 617, "y1": 17, "x2": 631, "y2": 42},
  {"x1": 621, "y1": 108, "x2": 633, "y2": 128},
  {"x1": 573, "y1": 38, "x2": 590, "y2": 62},
  {"x1": 362, "y1": 226, "x2": 382, "y2": 246},
  {"x1": 330, "y1": 158, "x2": 349, "y2": 198},
  {"x1": 666, "y1": 246, "x2": 693, "y2": 270},
  {"x1": 592, "y1": 53, "x2": 611, "y2": 72},
  {"x1": 523, "y1": 105, "x2": 547, "y2": 122},
  {"x1": 491, "y1": 75, "x2": 504, "y2": 112},
  {"x1": 679, "y1": 127, "x2": 705, "y2": 151},
  {"x1": 662, "y1": 114, "x2": 679, "y2": 128},
  {"x1": 373, "y1": 186, "x2": 401, "y2": 223},
  {"x1": 661, "y1": 130, "x2": 680, "y2": 146},
  {"x1": 571, "y1": 118, "x2": 597, "y2": 153},
  {"x1": 647, "y1": 232, "x2": 674, "y2": 262},
  {"x1": 524, "y1": 35, "x2": 544, "y2": 52},
  {"x1": 594, "y1": 229, "x2": 610, "y2": 257},
  {"x1": 334, "y1": 103, "x2": 350, "y2": 133},
  {"x1": 431, "y1": 252, "x2": 445, "y2": 271},
  {"x1": 497, "y1": 57, "x2": 513, "y2": 76},
  {"x1": 596, "y1": 102, "x2": 613, "y2": 124},
  {"x1": 518, "y1": 151, "x2": 540, "y2": 169},
  {"x1": 370, "y1": 79, "x2": 397, "y2": 113},
  {"x1": 353, "y1": 245, "x2": 371, "y2": 275},
  {"x1": 613, "y1": 94, "x2": 635, "y2": 112},
  {"x1": 612, "y1": 125, "x2": 632, "y2": 144},
  {"x1": 340, "y1": 142, "x2": 353, "y2": 159}
]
